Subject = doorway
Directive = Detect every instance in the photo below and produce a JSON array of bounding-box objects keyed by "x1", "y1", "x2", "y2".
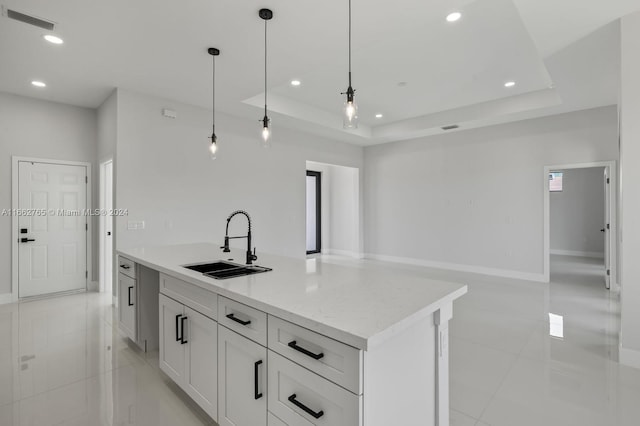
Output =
[
  {"x1": 100, "y1": 160, "x2": 114, "y2": 295},
  {"x1": 11, "y1": 157, "x2": 92, "y2": 299},
  {"x1": 544, "y1": 161, "x2": 616, "y2": 289},
  {"x1": 306, "y1": 170, "x2": 322, "y2": 254}
]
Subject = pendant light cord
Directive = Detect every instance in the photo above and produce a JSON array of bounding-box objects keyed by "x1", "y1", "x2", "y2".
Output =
[
  {"x1": 264, "y1": 18, "x2": 268, "y2": 118},
  {"x1": 348, "y1": 0, "x2": 352, "y2": 87},
  {"x1": 211, "y1": 55, "x2": 216, "y2": 134}
]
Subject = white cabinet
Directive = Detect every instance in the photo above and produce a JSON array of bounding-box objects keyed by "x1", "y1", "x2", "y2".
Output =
[
  {"x1": 218, "y1": 325, "x2": 267, "y2": 426},
  {"x1": 159, "y1": 293, "x2": 218, "y2": 420},
  {"x1": 118, "y1": 273, "x2": 136, "y2": 341}
]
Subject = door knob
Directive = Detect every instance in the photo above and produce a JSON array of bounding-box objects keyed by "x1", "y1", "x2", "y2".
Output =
[{"x1": 600, "y1": 229, "x2": 606, "y2": 233}]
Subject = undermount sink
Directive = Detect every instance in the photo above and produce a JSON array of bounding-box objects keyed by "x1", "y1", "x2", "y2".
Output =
[{"x1": 183, "y1": 260, "x2": 272, "y2": 280}]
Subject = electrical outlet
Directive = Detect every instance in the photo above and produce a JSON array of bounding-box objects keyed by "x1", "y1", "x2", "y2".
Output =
[{"x1": 127, "y1": 221, "x2": 145, "y2": 230}]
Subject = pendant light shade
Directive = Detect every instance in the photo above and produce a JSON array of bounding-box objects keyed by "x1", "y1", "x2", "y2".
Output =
[
  {"x1": 208, "y1": 47, "x2": 220, "y2": 159},
  {"x1": 259, "y1": 8, "x2": 273, "y2": 147},
  {"x1": 342, "y1": 0, "x2": 358, "y2": 129}
]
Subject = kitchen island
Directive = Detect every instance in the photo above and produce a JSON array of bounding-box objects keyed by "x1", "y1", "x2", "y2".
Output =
[{"x1": 117, "y1": 243, "x2": 467, "y2": 426}]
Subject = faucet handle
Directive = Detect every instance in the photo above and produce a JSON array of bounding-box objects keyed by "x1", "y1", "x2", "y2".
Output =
[{"x1": 251, "y1": 247, "x2": 258, "y2": 261}]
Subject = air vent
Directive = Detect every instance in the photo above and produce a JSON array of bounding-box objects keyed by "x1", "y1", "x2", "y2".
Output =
[
  {"x1": 4, "y1": 7, "x2": 55, "y2": 31},
  {"x1": 441, "y1": 125, "x2": 460, "y2": 131}
]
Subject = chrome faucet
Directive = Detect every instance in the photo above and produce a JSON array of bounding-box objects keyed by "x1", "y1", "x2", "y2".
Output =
[{"x1": 221, "y1": 210, "x2": 258, "y2": 265}]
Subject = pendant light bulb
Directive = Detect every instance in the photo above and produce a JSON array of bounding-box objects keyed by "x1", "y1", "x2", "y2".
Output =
[
  {"x1": 259, "y1": 9, "x2": 273, "y2": 146},
  {"x1": 208, "y1": 47, "x2": 220, "y2": 160},
  {"x1": 341, "y1": 0, "x2": 358, "y2": 129}
]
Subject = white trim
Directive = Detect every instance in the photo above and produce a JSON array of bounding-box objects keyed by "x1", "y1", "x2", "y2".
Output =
[
  {"x1": 543, "y1": 161, "x2": 617, "y2": 284},
  {"x1": 620, "y1": 345, "x2": 640, "y2": 370},
  {"x1": 11, "y1": 156, "x2": 93, "y2": 301},
  {"x1": 364, "y1": 253, "x2": 546, "y2": 282},
  {"x1": 550, "y1": 249, "x2": 605, "y2": 259},
  {"x1": 0, "y1": 293, "x2": 13, "y2": 305},
  {"x1": 324, "y1": 249, "x2": 364, "y2": 259}
]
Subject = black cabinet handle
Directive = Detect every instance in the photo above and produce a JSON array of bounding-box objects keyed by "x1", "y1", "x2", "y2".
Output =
[
  {"x1": 20, "y1": 238, "x2": 36, "y2": 243},
  {"x1": 288, "y1": 394, "x2": 324, "y2": 419},
  {"x1": 175, "y1": 314, "x2": 182, "y2": 342},
  {"x1": 288, "y1": 341, "x2": 324, "y2": 360},
  {"x1": 120, "y1": 264, "x2": 131, "y2": 270},
  {"x1": 226, "y1": 313, "x2": 251, "y2": 326},
  {"x1": 180, "y1": 316, "x2": 188, "y2": 344},
  {"x1": 254, "y1": 360, "x2": 263, "y2": 400},
  {"x1": 127, "y1": 286, "x2": 134, "y2": 306}
]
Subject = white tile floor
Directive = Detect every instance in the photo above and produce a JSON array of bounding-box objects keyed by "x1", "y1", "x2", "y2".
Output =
[{"x1": 0, "y1": 255, "x2": 637, "y2": 426}]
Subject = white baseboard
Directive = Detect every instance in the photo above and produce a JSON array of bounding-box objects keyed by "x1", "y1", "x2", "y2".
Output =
[
  {"x1": 364, "y1": 253, "x2": 546, "y2": 283},
  {"x1": 620, "y1": 345, "x2": 640, "y2": 370},
  {"x1": 0, "y1": 293, "x2": 13, "y2": 305},
  {"x1": 324, "y1": 249, "x2": 364, "y2": 259},
  {"x1": 550, "y1": 249, "x2": 605, "y2": 259}
]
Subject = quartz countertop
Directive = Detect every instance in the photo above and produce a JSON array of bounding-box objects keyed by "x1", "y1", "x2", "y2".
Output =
[{"x1": 117, "y1": 243, "x2": 467, "y2": 350}]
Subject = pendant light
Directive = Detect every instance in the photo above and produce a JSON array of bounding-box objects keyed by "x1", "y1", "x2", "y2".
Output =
[
  {"x1": 208, "y1": 47, "x2": 220, "y2": 159},
  {"x1": 341, "y1": 0, "x2": 358, "y2": 128},
  {"x1": 259, "y1": 8, "x2": 273, "y2": 147}
]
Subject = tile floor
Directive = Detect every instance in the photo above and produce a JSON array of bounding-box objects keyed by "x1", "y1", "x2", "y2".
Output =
[{"x1": 0, "y1": 255, "x2": 637, "y2": 425}]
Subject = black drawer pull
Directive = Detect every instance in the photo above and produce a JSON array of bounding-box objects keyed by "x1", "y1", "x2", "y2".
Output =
[
  {"x1": 180, "y1": 316, "x2": 188, "y2": 344},
  {"x1": 254, "y1": 360, "x2": 263, "y2": 400},
  {"x1": 288, "y1": 394, "x2": 324, "y2": 419},
  {"x1": 226, "y1": 313, "x2": 251, "y2": 326},
  {"x1": 288, "y1": 341, "x2": 324, "y2": 360},
  {"x1": 175, "y1": 314, "x2": 182, "y2": 342},
  {"x1": 120, "y1": 264, "x2": 131, "y2": 270},
  {"x1": 127, "y1": 286, "x2": 134, "y2": 306}
]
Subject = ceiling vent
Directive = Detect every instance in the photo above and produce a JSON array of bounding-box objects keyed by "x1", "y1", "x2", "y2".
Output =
[
  {"x1": 2, "y1": 7, "x2": 56, "y2": 31},
  {"x1": 441, "y1": 124, "x2": 460, "y2": 131}
]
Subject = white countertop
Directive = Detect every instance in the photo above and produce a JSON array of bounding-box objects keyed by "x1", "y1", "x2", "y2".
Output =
[{"x1": 117, "y1": 243, "x2": 467, "y2": 350}]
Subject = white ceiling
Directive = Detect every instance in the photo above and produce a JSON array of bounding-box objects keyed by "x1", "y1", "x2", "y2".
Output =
[{"x1": 0, "y1": 0, "x2": 637, "y2": 145}]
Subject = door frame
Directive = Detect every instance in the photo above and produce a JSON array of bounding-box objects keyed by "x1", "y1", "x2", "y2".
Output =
[
  {"x1": 11, "y1": 156, "x2": 93, "y2": 302},
  {"x1": 543, "y1": 160, "x2": 617, "y2": 286},
  {"x1": 306, "y1": 170, "x2": 322, "y2": 255}
]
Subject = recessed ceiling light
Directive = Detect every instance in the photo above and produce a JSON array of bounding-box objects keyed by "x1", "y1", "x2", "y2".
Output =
[
  {"x1": 397, "y1": 81, "x2": 408, "y2": 87},
  {"x1": 375, "y1": 113, "x2": 383, "y2": 118},
  {"x1": 290, "y1": 80, "x2": 301, "y2": 86},
  {"x1": 504, "y1": 81, "x2": 516, "y2": 88},
  {"x1": 31, "y1": 80, "x2": 46, "y2": 88},
  {"x1": 446, "y1": 12, "x2": 462, "y2": 22},
  {"x1": 43, "y1": 34, "x2": 64, "y2": 44}
]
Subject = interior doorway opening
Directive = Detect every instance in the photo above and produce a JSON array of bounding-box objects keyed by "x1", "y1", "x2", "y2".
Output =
[
  {"x1": 99, "y1": 160, "x2": 114, "y2": 296},
  {"x1": 544, "y1": 162, "x2": 616, "y2": 289},
  {"x1": 305, "y1": 161, "x2": 361, "y2": 258}
]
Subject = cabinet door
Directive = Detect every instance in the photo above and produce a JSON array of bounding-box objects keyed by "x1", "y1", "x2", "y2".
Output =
[
  {"x1": 184, "y1": 307, "x2": 218, "y2": 421},
  {"x1": 218, "y1": 325, "x2": 267, "y2": 426},
  {"x1": 159, "y1": 294, "x2": 185, "y2": 384},
  {"x1": 118, "y1": 273, "x2": 136, "y2": 341}
]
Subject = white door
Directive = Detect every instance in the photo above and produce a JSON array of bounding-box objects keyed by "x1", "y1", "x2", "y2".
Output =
[
  {"x1": 118, "y1": 273, "x2": 136, "y2": 340},
  {"x1": 159, "y1": 294, "x2": 185, "y2": 384},
  {"x1": 18, "y1": 161, "x2": 87, "y2": 298},
  {"x1": 184, "y1": 307, "x2": 218, "y2": 421},
  {"x1": 104, "y1": 160, "x2": 113, "y2": 295},
  {"x1": 218, "y1": 325, "x2": 267, "y2": 426},
  {"x1": 604, "y1": 168, "x2": 611, "y2": 289}
]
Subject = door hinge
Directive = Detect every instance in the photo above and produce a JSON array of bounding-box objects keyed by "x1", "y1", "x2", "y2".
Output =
[
  {"x1": 607, "y1": 223, "x2": 610, "y2": 230},
  {"x1": 607, "y1": 269, "x2": 611, "y2": 276},
  {"x1": 85, "y1": 176, "x2": 88, "y2": 184},
  {"x1": 85, "y1": 271, "x2": 88, "y2": 278},
  {"x1": 85, "y1": 223, "x2": 88, "y2": 231},
  {"x1": 607, "y1": 178, "x2": 610, "y2": 184}
]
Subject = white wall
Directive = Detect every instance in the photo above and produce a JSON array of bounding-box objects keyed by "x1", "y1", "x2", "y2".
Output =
[
  {"x1": 0, "y1": 92, "x2": 98, "y2": 298},
  {"x1": 364, "y1": 106, "x2": 618, "y2": 281},
  {"x1": 619, "y1": 12, "x2": 640, "y2": 368},
  {"x1": 114, "y1": 89, "x2": 363, "y2": 259},
  {"x1": 550, "y1": 167, "x2": 605, "y2": 257}
]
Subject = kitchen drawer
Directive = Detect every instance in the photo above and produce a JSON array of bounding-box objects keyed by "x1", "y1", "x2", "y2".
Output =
[
  {"x1": 160, "y1": 273, "x2": 217, "y2": 320},
  {"x1": 268, "y1": 412, "x2": 288, "y2": 426},
  {"x1": 218, "y1": 296, "x2": 267, "y2": 346},
  {"x1": 268, "y1": 316, "x2": 362, "y2": 394},
  {"x1": 268, "y1": 351, "x2": 362, "y2": 426},
  {"x1": 118, "y1": 256, "x2": 136, "y2": 279}
]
